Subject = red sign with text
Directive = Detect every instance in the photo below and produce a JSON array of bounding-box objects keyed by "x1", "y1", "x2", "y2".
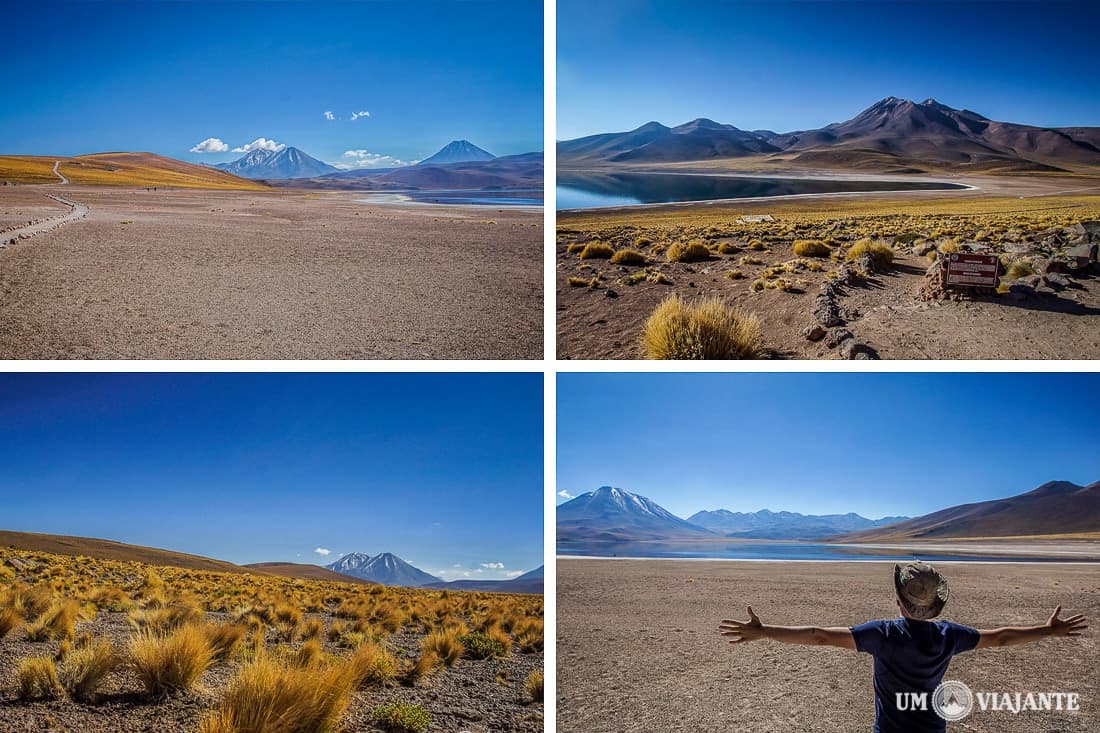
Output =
[{"x1": 947, "y1": 253, "x2": 999, "y2": 288}]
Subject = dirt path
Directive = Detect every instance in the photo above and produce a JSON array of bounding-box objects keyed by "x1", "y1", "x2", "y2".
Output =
[{"x1": 0, "y1": 161, "x2": 88, "y2": 246}]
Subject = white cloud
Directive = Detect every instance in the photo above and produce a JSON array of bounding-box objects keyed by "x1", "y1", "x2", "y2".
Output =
[
  {"x1": 323, "y1": 110, "x2": 335, "y2": 121},
  {"x1": 332, "y1": 149, "x2": 415, "y2": 169},
  {"x1": 505, "y1": 571, "x2": 524, "y2": 578},
  {"x1": 313, "y1": 547, "x2": 331, "y2": 557},
  {"x1": 190, "y1": 137, "x2": 229, "y2": 153},
  {"x1": 350, "y1": 110, "x2": 370, "y2": 121},
  {"x1": 558, "y1": 489, "x2": 573, "y2": 499},
  {"x1": 480, "y1": 562, "x2": 505, "y2": 570},
  {"x1": 232, "y1": 137, "x2": 286, "y2": 153}
]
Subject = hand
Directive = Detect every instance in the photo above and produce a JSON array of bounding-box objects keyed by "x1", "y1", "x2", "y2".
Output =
[
  {"x1": 1046, "y1": 606, "x2": 1088, "y2": 637},
  {"x1": 719, "y1": 606, "x2": 766, "y2": 644}
]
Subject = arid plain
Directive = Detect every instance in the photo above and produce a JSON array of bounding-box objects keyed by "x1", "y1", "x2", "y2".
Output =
[
  {"x1": 557, "y1": 558, "x2": 1099, "y2": 733},
  {"x1": 0, "y1": 165, "x2": 541, "y2": 359}
]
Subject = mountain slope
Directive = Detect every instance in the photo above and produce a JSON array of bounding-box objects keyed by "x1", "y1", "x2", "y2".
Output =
[
  {"x1": 557, "y1": 98, "x2": 1100, "y2": 173},
  {"x1": 686, "y1": 509, "x2": 910, "y2": 540},
  {"x1": 0, "y1": 153, "x2": 270, "y2": 189},
  {"x1": 325, "y1": 552, "x2": 442, "y2": 587},
  {"x1": 284, "y1": 152, "x2": 543, "y2": 191},
  {"x1": 243, "y1": 562, "x2": 375, "y2": 585},
  {"x1": 216, "y1": 146, "x2": 338, "y2": 179},
  {"x1": 417, "y1": 140, "x2": 495, "y2": 166},
  {"x1": 557, "y1": 486, "x2": 716, "y2": 542},
  {"x1": 0, "y1": 529, "x2": 252, "y2": 573},
  {"x1": 836, "y1": 480, "x2": 1100, "y2": 541},
  {"x1": 421, "y1": 566, "x2": 544, "y2": 594}
]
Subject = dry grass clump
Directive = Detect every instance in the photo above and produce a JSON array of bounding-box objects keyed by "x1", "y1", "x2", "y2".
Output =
[
  {"x1": 17, "y1": 656, "x2": 62, "y2": 700},
  {"x1": 524, "y1": 670, "x2": 544, "y2": 703},
  {"x1": 717, "y1": 242, "x2": 740, "y2": 255},
  {"x1": 792, "y1": 239, "x2": 830, "y2": 257},
  {"x1": 739, "y1": 255, "x2": 764, "y2": 266},
  {"x1": 347, "y1": 640, "x2": 396, "y2": 687},
  {"x1": 406, "y1": 649, "x2": 442, "y2": 685},
  {"x1": 129, "y1": 603, "x2": 204, "y2": 633},
  {"x1": 642, "y1": 295, "x2": 763, "y2": 360},
  {"x1": 1004, "y1": 260, "x2": 1036, "y2": 280},
  {"x1": 130, "y1": 624, "x2": 215, "y2": 696},
  {"x1": 25, "y1": 599, "x2": 79, "y2": 641},
  {"x1": 846, "y1": 238, "x2": 895, "y2": 269},
  {"x1": 372, "y1": 701, "x2": 432, "y2": 732},
  {"x1": 301, "y1": 617, "x2": 324, "y2": 640},
  {"x1": 58, "y1": 638, "x2": 117, "y2": 702},
  {"x1": 513, "y1": 618, "x2": 544, "y2": 652},
  {"x1": 421, "y1": 628, "x2": 464, "y2": 667},
  {"x1": 206, "y1": 623, "x2": 248, "y2": 662},
  {"x1": 578, "y1": 242, "x2": 614, "y2": 259},
  {"x1": 0, "y1": 606, "x2": 23, "y2": 638},
  {"x1": 609, "y1": 248, "x2": 647, "y2": 265},
  {"x1": 198, "y1": 653, "x2": 356, "y2": 733},
  {"x1": 565, "y1": 242, "x2": 585, "y2": 253},
  {"x1": 292, "y1": 638, "x2": 325, "y2": 668},
  {"x1": 666, "y1": 240, "x2": 710, "y2": 263}
]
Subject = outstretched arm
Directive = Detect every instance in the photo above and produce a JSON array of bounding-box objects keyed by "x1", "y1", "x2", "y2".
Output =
[
  {"x1": 719, "y1": 606, "x2": 856, "y2": 650},
  {"x1": 977, "y1": 606, "x2": 1088, "y2": 649}
]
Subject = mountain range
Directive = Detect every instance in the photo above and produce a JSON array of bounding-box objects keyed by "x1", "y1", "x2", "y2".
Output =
[
  {"x1": 325, "y1": 552, "x2": 442, "y2": 587},
  {"x1": 557, "y1": 481, "x2": 1100, "y2": 543},
  {"x1": 558, "y1": 97, "x2": 1100, "y2": 173}
]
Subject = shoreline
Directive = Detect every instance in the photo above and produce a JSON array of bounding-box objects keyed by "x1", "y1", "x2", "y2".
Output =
[{"x1": 557, "y1": 555, "x2": 1100, "y2": 565}]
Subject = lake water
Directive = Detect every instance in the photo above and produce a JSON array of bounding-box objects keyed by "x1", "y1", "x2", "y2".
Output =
[
  {"x1": 556, "y1": 171, "x2": 968, "y2": 210},
  {"x1": 358, "y1": 190, "x2": 542, "y2": 207},
  {"x1": 556, "y1": 541, "x2": 1084, "y2": 563}
]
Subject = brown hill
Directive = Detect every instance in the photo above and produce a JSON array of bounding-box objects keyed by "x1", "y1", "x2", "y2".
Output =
[
  {"x1": 243, "y1": 562, "x2": 375, "y2": 585},
  {"x1": 0, "y1": 152, "x2": 270, "y2": 190},
  {"x1": 0, "y1": 529, "x2": 250, "y2": 573},
  {"x1": 835, "y1": 480, "x2": 1100, "y2": 541}
]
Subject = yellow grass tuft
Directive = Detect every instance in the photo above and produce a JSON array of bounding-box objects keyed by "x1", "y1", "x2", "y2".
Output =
[
  {"x1": 609, "y1": 249, "x2": 647, "y2": 265},
  {"x1": 666, "y1": 240, "x2": 710, "y2": 263},
  {"x1": 18, "y1": 656, "x2": 62, "y2": 700},
  {"x1": 642, "y1": 295, "x2": 763, "y2": 360},
  {"x1": 524, "y1": 670, "x2": 544, "y2": 703},
  {"x1": 25, "y1": 599, "x2": 79, "y2": 642},
  {"x1": 130, "y1": 624, "x2": 215, "y2": 696},
  {"x1": 206, "y1": 623, "x2": 248, "y2": 662},
  {"x1": 421, "y1": 628, "x2": 464, "y2": 667},
  {"x1": 792, "y1": 239, "x2": 831, "y2": 257},
  {"x1": 578, "y1": 242, "x2": 614, "y2": 259},
  {"x1": 58, "y1": 638, "x2": 117, "y2": 702},
  {"x1": 0, "y1": 607, "x2": 23, "y2": 639},
  {"x1": 846, "y1": 238, "x2": 895, "y2": 269},
  {"x1": 347, "y1": 640, "x2": 397, "y2": 687}
]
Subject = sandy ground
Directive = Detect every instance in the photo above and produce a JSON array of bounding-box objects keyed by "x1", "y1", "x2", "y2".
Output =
[
  {"x1": 0, "y1": 609, "x2": 543, "y2": 733},
  {"x1": 557, "y1": 175, "x2": 1100, "y2": 359},
  {"x1": 557, "y1": 559, "x2": 1099, "y2": 732},
  {"x1": 0, "y1": 185, "x2": 542, "y2": 359}
]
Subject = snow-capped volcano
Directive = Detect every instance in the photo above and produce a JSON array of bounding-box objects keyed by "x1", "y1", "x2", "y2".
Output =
[
  {"x1": 325, "y1": 552, "x2": 442, "y2": 587},
  {"x1": 556, "y1": 486, "x2": 717, "y2": 541}
]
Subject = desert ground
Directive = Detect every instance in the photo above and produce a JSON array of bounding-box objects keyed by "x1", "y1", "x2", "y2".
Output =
[
  {"x1": 0, "y1": 183, "x2": 542, "y2": 359},
  {"x1": 0, "y1": 547, "x2": 543, "y2": 732},
  {"x1": 557, "y1": 558, "x2": 1098, "y2": 732},
  {"x1": 557, "y1": 173, "x2": 1100, "y2": 359}
]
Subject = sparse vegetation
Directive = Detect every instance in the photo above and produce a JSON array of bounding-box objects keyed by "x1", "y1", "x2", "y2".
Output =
[
  {"x1": 525, "y1": 670, "x2": 544, "y2": 702},
  {"x1": 459, "y1": 631, "x2": 507, "y2": 660},
  {"x1": 17, "y1": 656, "x2": 62, "y2": 700},
  {"x1": 846, "y1": 238, "x2": 895, "y2": 269},
  {"x1": 642, "y1": 295, "x2": 763, "y2": 360},
  {"x1": 422, "y1": 628, "x2": 464, "y2": 666},
  {"x1": 578, "y1": 242, "x2": 614, "y2": 259},
  {"x1": 130, "y1": 624, "x2": 215, "y2": 696},
  {"x1": 610, "y1": 248, "x2": 647, "y2": 265},
  {"x1": 792, "y1": 239, "x2": 830, "y2": 257},
  {"x1": 1005, "y1": 260, "x2": 1036, "y2": 280},
  {"x1": 372, "y1": 701, "x2": 432, "y2": 732},
  {"x1": 58, "y1": 638, "x2": 117, "y2": 702},
  {"x1": 666, "y1": 240, "x2": 710, "y2": 263}
]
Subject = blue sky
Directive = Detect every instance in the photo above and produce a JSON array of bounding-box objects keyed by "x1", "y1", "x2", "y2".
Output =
[
  {"x1": 0, "y1": 373, "x2": 543, "y2": 580},
  {"x1": 557, "y1": 373, "x2": 1100, "y2": 520},
  {"x1": 1, "y1": 1, "x2": 542, "y2": 168},
  {"x1": 558, "y1": 0, "x2": 1100, "y2": 139}
]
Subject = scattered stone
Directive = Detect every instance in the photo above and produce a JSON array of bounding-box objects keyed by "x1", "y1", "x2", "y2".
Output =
[
  {"x1": 1008, "y1": 281, "x2": 1035, "y2": 300},
  {"x1": 841, "y1": 340, "x2": 879, "y2": 359},
  {"x1": 813, "y1": 296, "x2": 843, "y2": 327},
  {"x1": 912, "y1": 241, "x2": 937, "y2": 257},
  {"x1": 824, "y1": 328, "x2": 854, "y2": 349},
  {"x1": 603, "y1": 288, "x2": 618, "y2": 299},
  {"x1": 1041, "y1": 273, "x2": 1071, "y2": 290},
  {"x1": 802, "y1": 324, "x2": 827, "y2": 342},
  {"x1": 1042, "y1": 258, "x2": 1071, "y2": 274},
  {"x1": 4, "y1": 557, "x2": 37, "y2": 572}
]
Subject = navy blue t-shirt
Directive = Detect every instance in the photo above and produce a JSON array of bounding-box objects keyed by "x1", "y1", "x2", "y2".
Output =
[{"x1": 850, "y1": 617, "x2": 980, "y2": 733}]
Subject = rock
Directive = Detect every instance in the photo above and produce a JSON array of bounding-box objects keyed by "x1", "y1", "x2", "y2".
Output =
[
  {"x1": 840, "y1": 340, "x2": 879, "y2": 360},
  {"x1": 825, "y1": 328, "x2": 854, "y2": 349},
  {"x1": 1081, "y1": 221, "x2": 1100, "y2": 241},
  {"x1": 1034, "y1": 285, "x2": 1056, "y2": 296},
  {"x1": 1041, "y1": 273, "x2": 1071, "y2": 290},
  {"x1": 1002, "y1": 241, "x2": 1034, "y2": 255},
  {"x1": 1067, "y1": 242, "x2": 1098, "y2": 264},
  {"x1": 813, "y1": 297, "x2": 843, "y2": 327},
  {"x1": 1008, "y1": 282, "x2": 1035, "y2": 300},
  {"x1": 1015, "y1": 275, "x2": 1041, "y2": 288},
  {"x1": 1042, "y1": 258, "x2": 1071, "y2": 274},
  {"x1": 603, "y1": 288, "x2": 618, "y2": 298},
  {"x1": 802, "y1": 324, "x2": 827, "y2": 342},
  {"x1": 913, "y1": 240, "x2": 937, "y2": 256},
  {"x1": 5, "y1": 557, "x2": 37, "y2": 572}
]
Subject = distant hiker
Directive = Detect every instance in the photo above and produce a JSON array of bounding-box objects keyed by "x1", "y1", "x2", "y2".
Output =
[{"x1": 719, "y1": 561, "x2": 1088, "y2": 733}]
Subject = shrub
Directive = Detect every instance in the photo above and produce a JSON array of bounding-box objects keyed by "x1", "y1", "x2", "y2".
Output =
[
  {"x1": 0, "y1": 607, "x2": 22, "y2": 639},
  {"x1": 792, "y1": 239, "x2": 830, "y2": 257},
  {"x1": 717, "y1": 242, "x2": 740, "y2": 255},
  {"x1": 724, "y1": 269, "x2": 744, "y2": 280},
  {"x1": 58, "y1": 638, "x2": 117, "y2": 702},
  {"x1": 513, "y1": 618, "x2": 544, "y2": 652},
  {"x1": 642, "y1": 295, "x2": 763, "y2": 360},
  {"x1": 422, "y1": 629, "x2": 464, "y2": 667},
  {"x1": 130, "y1": 624, "x2": 214, "y2": 696},
  {"x1": 846, "y1": 238, "x2": 894, "y2": 270},
  {"x1": 525, "y1": 670, "x2": 544, "y2": 703},
  {"x1": 347, "y1": 641, "x2": 396, "y2": 686},
  {"x1": 372, "y1": 702, "x2": 432, "y2": 732},
  {"x1": 406, "y1": 650, "x2": 442, "y2": 685},
  {"x1": 301, "y1": 618, "x2": 324, "y2": 640},
  {"x1": 666, "y1": 240, "x2": 710, "y2": 263},
  {"x1": 1005, "y1": 260, "x2": 1035, "y2": 280},
  {"x1": 938, "y1": 239, "x2": 961, "y2": 255},
  {"x1": 565, "y1": 242, "x2": 585, "y2": 253},
  {"x1": 198, "y1": 653, "x2": 356, "y2": 733},
  {"x1": 206, "y1": 623, "x2": 247, "y2": 662},
  {"x1": 25, "y1": 599, "x2": 79, "y2": 641},
  {"x1": 129, "y1": 604, "x2": 204, "y2": 633},
  {"x1": 578, "y1": 242, "x2": 614, "y2": 259},
  {"x1": 747, "y1": 239, "x2": 768, "y2": 251},
  {"x1": 739, "y1": 255, "x2": 764, "y2": 266},
  {"x1": 486, "y1": 624, "x2": 513, "y2": 657},
  {"x1": 292, "y1": 638, "x2": 325, "y2": 668},
  {"x1": 458, "y1": 632, "x2": 506, "y2": 660},
  {"x1": 609, "y1": 248, "x2": 647, "y2": 265},
  {"x1": 18, "y1": 656, "x2": 62, "y2": 700}
]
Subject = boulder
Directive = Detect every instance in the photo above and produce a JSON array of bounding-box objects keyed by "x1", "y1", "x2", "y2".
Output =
[
  {"x1": 802, "y1": 324, "x2": 827, "y2": 342},
  {"x1": 841, "y1": 340, "x2": 879, "y2": 360},
  {"x1": 825, "y1": 328, "x2": 854, "y2": 349},
  {"x1": 1041, "y1": 273, "x2": 1071, "y2": 290},
  {"x1": 912, "y1": 240, "x2": 937, "y2": 257}
]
